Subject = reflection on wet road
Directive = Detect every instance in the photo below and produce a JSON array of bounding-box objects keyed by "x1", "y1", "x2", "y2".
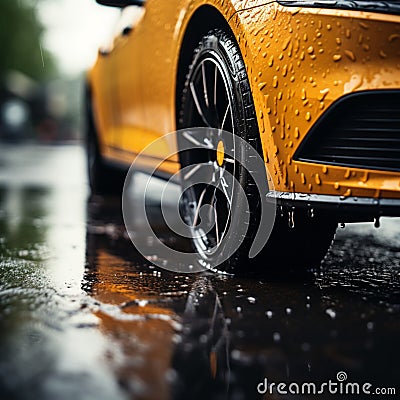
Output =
[{"x1": 0, "y1": 145, "x2": 399, "y2": 400}]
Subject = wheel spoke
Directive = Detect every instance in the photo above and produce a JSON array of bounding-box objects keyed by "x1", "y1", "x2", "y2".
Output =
[
  {"x1": 182, "y1": 164, "x2": 201, "y2": 181},
  {"x1": 190, "y1": 61, "x2": 222, "y2": 128},
  {"x1": 206, "y1": 183, "x2": 217, "y2": 219},
  {"x1": 190, "y1": 82, "x2": 211, "y2": 127},
  {"x1": 192, "y1": 186, "x2": 207, "y2": 227},
  {"x1": 220, "y1": 176, "x2": 232, "y2": 207},
  {"x1": 203, "y1": 137, "x2": 213, "y2": 148},
  {"x1": 213, "y1": 196, "x2": 220, "y2": 245},
  {"x1": 213, "y1": 64, "x2": 218, "y2": 107},
  {"x1": 220, "y1": 103, "x2": 231, "y2": 131},
  {"x1": 182, "y1": 130, "x2": 213, "y2": 149},
  {"x1": 202, "y1": 63, "x2": 209, "y2": 108},
  {"x1": 182, "y1": 162, "x2": 215, "y2": 183},
  {"x1": 208, "y1": 62, "x2": 221, "y2": 127}
]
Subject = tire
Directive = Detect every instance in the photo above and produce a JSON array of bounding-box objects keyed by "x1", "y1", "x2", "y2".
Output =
[
  {"x1": 178, "y1": 29, "x2": 336, "y2": 274},
  {"x1": 85, "y1": 89, "x2": 126, "y2": 195}
]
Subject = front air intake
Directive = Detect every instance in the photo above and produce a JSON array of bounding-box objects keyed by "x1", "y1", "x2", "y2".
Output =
[{"x1": 294, "y1": 90, "x2": 400, "y2": 173}]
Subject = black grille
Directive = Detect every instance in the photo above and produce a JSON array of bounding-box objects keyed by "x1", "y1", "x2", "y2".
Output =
[{"x1": 294, "y1": 90, "x2": 400, "y2": 172}]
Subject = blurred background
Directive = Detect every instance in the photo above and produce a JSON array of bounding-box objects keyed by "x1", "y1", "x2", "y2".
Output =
[{"x1": 0, "y1": 0, "x2": 119, "y2": 143}]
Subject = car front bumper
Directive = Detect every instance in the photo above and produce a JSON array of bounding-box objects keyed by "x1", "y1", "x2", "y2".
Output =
[{"x1": 233, "y1": 1, "x2": 400, "y2": 201}]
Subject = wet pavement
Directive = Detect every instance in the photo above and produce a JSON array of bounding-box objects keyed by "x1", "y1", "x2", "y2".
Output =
[{"x1": 0, "y1": 144, "x2": 399, "y2": 400}]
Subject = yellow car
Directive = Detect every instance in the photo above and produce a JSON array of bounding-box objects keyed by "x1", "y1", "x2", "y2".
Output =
[{"x1": 86, "y1": 0, "x2": 400, "y2": 273}]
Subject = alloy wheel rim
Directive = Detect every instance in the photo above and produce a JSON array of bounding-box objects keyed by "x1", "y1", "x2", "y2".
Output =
[{"x1": 181, "y1": 55, "x2": 237, "y2": 257}]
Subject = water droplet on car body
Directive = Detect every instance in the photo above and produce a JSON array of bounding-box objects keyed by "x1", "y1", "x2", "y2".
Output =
[
  {"x1": 273, "y1": 332, "x2": 281, "y2": 342},
  {"x1": 345, "y1": 50, "x2": 356, "y2": 61},
  {"x1": 266, "y1": 310, "x2": 273, "y2": 319},
  {"x1": 288, "y1": 208, "x2": 295, "y2": 229},
  {"x1": 343, "y1": 189, "x2": 352, "y2": 197},
  {"x1": 388, "y1": 33, "x2": 400, "y2": 42},
  {"x1": 326, "y1": 308, "x2": 336, "y2": 319},
  {"x1": 318, "y1": 88, "x2": 330, "y2": 101}
]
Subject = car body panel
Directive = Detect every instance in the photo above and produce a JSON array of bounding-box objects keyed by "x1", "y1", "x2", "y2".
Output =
[
  {"x1": 89, "y1": 0, "x2": 400, "y2": 198},
  {"x1": 233, "y1": 4, "x2": 400, "y2": 198}
]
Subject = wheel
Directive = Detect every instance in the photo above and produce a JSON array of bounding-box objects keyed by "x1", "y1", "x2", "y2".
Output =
[
  {"x1": 85, "y1": 88, "x2": 126, "y2": 195},
  {"x1": 178, "y1": 29, "x2": 337, "y2": 274}
]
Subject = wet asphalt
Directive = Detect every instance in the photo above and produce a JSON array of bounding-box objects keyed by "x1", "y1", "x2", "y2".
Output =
[{"x1": 0, "y1": 144, "x2": 399, "y2": 400}]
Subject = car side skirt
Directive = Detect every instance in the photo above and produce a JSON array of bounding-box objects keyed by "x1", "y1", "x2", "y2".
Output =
[{"x1": 267, "y1": 190, "x2": 400, "y2": 221}]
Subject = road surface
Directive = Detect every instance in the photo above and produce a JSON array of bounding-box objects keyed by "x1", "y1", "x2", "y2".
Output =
[{"x1": 0, "y1": 144, "x2": 398, "y2": 399}]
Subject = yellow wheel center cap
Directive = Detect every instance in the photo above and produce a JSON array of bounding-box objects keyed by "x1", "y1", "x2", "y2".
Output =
[{"x1": 216, "y1": 140, "x2": 225, "y2": 167}]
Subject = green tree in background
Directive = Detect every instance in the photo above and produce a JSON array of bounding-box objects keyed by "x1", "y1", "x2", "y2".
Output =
[{"x1": 0, "y1": 0, "x2": 56, "y2": 82}]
